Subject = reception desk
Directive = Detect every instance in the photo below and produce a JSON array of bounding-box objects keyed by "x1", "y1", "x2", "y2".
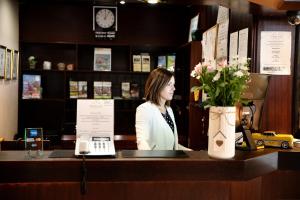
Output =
[{"x1": 0, "y1": 149, "x2": 300, "y2": 200}]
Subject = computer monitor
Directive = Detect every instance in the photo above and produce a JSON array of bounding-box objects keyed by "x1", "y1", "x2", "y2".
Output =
[
  {"x1": 240, "y1": 73, "x2": 270, "y2": 131},
  {"x1": 236, "y1": 73, "x2": 270, "y2": 150},
  {"x1": 25, "y1": 128, "x2": 43, "y2": 139}
]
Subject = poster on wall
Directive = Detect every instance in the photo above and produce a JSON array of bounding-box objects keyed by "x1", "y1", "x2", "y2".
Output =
[
  {"x1": 216, "y1": 20, "x2": 229, "y2": 61},
  {"x1": 202, "y1": 25, "x2": 218, "y2": 62},
  {"x1": 260, "y1": 31, "x2": 291, "y2": 75},
  {"x1": 12, "y1": 50, "x2": 19, "y2": 80},
  {"x1": 0, "y1": 45, "x2": 5, "y2": 79},
  {"x1": 5, "y1": 48, "x2": 12, "y2": 80},
  {"x1": 238, "y1": 28, "x2": 248, "y2": 62},
  {"x1": 229, "y1": 31, "x2": 238, "y2": 64},
  {"x1": 217, "y1": 6, "x2": 229, "y2": 24}
]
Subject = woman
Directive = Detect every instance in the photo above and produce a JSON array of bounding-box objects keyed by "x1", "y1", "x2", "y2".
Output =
[{"x1": 135, "y1": 68, "x2": 190, "y2": 150}]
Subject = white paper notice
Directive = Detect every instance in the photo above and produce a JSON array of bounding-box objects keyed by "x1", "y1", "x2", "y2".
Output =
[
  {"x1": 238, "y1": 28, "x2": 248, "y2": 62},
  {"x1": 202, "y1": 32, "x2": 207, "y2": 61},
  {"x1": 229, "y1": 31, "x2": 238, "y2": 64},
  {"x1": 76, "y1": 99, "x2": 114, "y2": 137},
  {"x1": 206, "y1": 25, "x2": 218, "y2": 62},
  {"x1": 188, "y1": 14, "x2": 199, "y2": 42},
  {"x1": 260, "y1": 31, "x2": 291, "y2": 75},
  {"x1": 216, "y1": 20, "x2": 229, "y2": 61},
  {"x1": 217, "y1": 6, "x2": 229, "y2": 24}
]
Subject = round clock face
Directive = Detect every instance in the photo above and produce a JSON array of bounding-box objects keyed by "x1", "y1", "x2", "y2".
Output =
[{"x1": 96, "y1": 9, "x2": 115, "y2": 29}]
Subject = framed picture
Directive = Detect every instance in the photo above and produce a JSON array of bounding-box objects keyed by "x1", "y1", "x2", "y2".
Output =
[
  {"x1": 12, "y1": 50, "x2": 19, "y2": 80},
  {"x1": 5, "y1": 48, "x2": 12, "y2": 80},
  {"x1": 0, "y1": 45, "x2": 5, "y2": 79}
]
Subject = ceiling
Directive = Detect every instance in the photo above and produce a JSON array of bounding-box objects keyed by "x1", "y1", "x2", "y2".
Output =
[
  {"x1": 19, "y1": 0, "x2": 300, "y2": 11},
  {"x1": 248, "y1": 0, "x2": 300, "y2": 10},
  {"x1": 92, "y1": 0, "x2": 300, "y2": 10}
]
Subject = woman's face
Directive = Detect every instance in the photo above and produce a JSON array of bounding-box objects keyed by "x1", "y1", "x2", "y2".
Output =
[{"x1": 160, "y1": 76, "x2": 175, "y2": 101}]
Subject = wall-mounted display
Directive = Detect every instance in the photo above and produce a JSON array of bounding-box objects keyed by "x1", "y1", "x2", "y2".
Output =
[
  {"x1": 0, "y1": 45, "x2": 6, "y2": 79},
  {"x1": 260, "y1": 31, "x2": 291, "y2": 75},
  {"x1": 5, "y1": 48, "x2": 12, "y2": 80},
  {"x1": 12, "y1": 50, "x2": 19, "y2": 80},
  {"x1": 93, "y1": 6, "x2": 117, "y2": 39}
]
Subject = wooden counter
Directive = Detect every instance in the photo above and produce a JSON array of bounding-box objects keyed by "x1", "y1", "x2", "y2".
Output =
[{"x1": 0, "y1": 149, "x2": 299, "y2": 200}]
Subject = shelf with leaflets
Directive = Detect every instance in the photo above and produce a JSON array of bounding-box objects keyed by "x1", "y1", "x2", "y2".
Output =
[{"x1": 18, "y1": 39, "x2": 183, "y2": 142}]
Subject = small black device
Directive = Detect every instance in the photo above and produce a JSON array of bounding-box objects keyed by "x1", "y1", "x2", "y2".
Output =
[{"x1": 24, "y1": 128, "x2": 43, "y2": 157}]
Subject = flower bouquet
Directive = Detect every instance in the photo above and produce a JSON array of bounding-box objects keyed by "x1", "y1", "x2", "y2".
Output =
[
  {"x1": 190, "y1": 58, "x2": 251, "y2": 159},
  {"x1": 190, "y1": 58, "x2": 251, "y2": 107}
]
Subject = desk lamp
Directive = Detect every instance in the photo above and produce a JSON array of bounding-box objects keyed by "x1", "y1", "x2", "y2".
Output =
[{"x1": 236, "y1": 73, "x2": 270, "y2": 150}]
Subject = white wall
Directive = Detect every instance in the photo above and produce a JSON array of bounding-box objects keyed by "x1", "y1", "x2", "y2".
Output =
[{"x1": 0, "y1": 0, "x2": 19, "y2": 140}]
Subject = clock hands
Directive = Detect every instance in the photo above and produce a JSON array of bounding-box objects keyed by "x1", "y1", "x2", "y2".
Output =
[{"x1": 104, "y1": 9, "x2": 107, "y2": 20}]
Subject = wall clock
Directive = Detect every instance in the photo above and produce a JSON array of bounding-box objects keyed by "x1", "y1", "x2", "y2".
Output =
[{"x1": 93, "y1": 6, "x2": 118, "y2": 39}]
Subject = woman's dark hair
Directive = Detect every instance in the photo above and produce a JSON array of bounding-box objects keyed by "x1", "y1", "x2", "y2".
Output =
[{"x1": 144, "y1": 67, "x2": 174, "y2": 106}]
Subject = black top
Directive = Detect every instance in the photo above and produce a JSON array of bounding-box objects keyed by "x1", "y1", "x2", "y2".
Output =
[{"x1": 161, "y1": 110, "x2": 174, "y2": 133}]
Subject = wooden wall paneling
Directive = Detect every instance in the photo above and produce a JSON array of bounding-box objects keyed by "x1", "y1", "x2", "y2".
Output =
[
  {"x1": 248, "y1": 0, "x2": 300, "y2": 10},
  {"x1": 188, "y1": 41, "x2": 208, "y2": 150},
  {"x1": 230, "y1": 177, "x2": 262, "y2": 200},
  {"x1": 261, "y1": 75, "x2": 293, "y2": 133},
  {"x1": 188, "y1": 104, "x2": 209, "y2": 150},
  {"x1": 261, "y1": 170, "x2": 300, "y2": 199},
  {"x1": 20, "y1": 3, "x2": 189, "y2": 46},
  {"x1": 255, "y1": 17, "x2": 295, "y2": 134},
  {"x1": 0, "y1": 181, "x2": 263, "y2": 200},
  {"x1": 174, "y1": 43, "x2": 191, "y2": 142},
  {"x1": 293, "y1": 26, "x2": 300, "y2": 137},
  {"x1": 20, "y1": 3, "x2": 81, "y2": 43}
]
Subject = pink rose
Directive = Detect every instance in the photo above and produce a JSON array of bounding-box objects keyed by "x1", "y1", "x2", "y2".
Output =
[
  {"x1": 217, "y1": 59, "x2": 228, "y2": 71},
  {"x1": 194, "y1": 62, "x2": 202, "y2": 74},
  {"x1": 206, "y1": 64, "x2": 214, "y2": 72}
]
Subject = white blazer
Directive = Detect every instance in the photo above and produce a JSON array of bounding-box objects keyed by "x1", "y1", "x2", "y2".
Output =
[{"x1": 135, "y1": 101, "x2": 190, "y2": 150}]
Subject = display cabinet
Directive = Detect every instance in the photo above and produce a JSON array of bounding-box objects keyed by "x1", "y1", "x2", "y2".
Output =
[
  {"x1": 18, "y1": 2, "x2": 196, "y2": 146},
  {"x1": 18, "y1": 41, "x2": 180, "y2": 143}
]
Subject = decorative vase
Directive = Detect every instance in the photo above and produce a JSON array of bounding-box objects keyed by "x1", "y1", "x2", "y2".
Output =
[
  {"x1": 208, "y1": 106, "x2": 236, "y2": 159},
  {"x1": 43, "y1": 61, "x2": 52, "y2": 70}
]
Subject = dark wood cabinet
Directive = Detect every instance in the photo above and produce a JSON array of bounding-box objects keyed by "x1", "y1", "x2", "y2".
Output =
[
  {"x1": 17, "y1": 2, "x2": 211, "y2": 146},
  {"x1": 174, "y1": 41, "x2": 208, "y2": 150},
  {"x1": 18, "y1": 41, "x2": 182, "y2": 142}
]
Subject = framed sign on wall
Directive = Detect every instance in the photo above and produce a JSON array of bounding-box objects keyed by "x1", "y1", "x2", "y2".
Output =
[
  {"x1": 93, "y1": 6, "x2": 118, "y2": 39},
  {"x1": 0, "y1": 45, "x2": 6, "y2": 79}
]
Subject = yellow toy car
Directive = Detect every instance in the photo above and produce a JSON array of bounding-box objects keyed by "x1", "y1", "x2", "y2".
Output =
[{"x1": 252, "y1": 131, "x2": 294, "y2": 149}]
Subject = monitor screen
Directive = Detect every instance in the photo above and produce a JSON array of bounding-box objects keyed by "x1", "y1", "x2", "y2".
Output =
[
  {"x1": 240, "y1": 73, "x2": 270, "y2": 130},
  {"x1": 29, "y1": 129, "x2": 38, "y2": 137},
  {"x1": 25, "y1": 128, "x2": 43, "y2": 139},
  {"x1": 242, "y1": 73, "x2": 270, "y2": 100}
]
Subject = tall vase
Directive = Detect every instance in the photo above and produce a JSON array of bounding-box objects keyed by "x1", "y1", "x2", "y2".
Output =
[{"x1": 208, "y1": 106, "x2": 236, "y2": 159}]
